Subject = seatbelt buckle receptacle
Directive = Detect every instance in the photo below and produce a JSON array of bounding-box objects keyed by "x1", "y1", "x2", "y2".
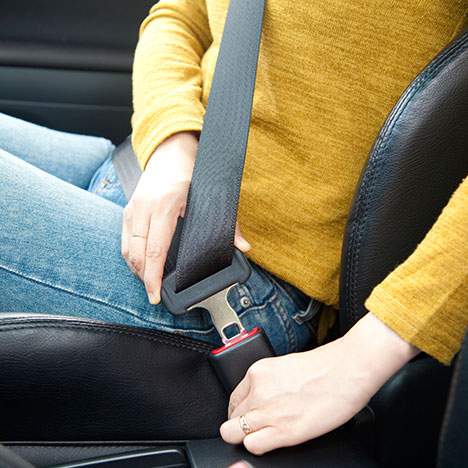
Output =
[
  {"x1": 209, "y1": 327, "x2": 274, "y2": 393},
  {"x1": 161, "y1": 249, "x2": 275, "y2": 393}
]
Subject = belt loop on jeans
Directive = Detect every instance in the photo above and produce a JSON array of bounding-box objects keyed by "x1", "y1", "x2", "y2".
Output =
[{"x1": 292, "y1": 299, "x2": 323, "y2": 326}]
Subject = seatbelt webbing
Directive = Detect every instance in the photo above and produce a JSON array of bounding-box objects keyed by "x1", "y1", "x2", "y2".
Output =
[
  {"x1": 112, "y1": 137, "x2": 141, "y2": 201},
  {"x1": 174, "y1": 0, "x2": 265, "y2": 291},
  {"x1": 114, "y1": 0, "x2": 265, "y2": 292}
]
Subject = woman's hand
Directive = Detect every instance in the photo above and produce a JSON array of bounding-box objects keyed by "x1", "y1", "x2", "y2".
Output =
[
  {"x1": 220, "y1": 313, "x2": 419, "y2": 455},
  {"x1": 121, "y1": 132, "x2": 251, "y2": 304}
]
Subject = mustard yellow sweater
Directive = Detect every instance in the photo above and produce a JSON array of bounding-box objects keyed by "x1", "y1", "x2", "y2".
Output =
[{"x1": 132, "y1": 0, "x2": 468, "y2": 364}]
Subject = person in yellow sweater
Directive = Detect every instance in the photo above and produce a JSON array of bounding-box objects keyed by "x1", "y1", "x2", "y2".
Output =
[
  {"x1": 0, "y1": 0, "x2": 466, "y2": 456},
  {"x1": 129, "y1": 0, "x2": 468, "y2": 452}
]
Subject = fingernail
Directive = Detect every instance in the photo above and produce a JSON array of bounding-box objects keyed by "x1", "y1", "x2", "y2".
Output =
[
  {"x1": 148, "y1": 292, "x2": 160, "y2": 305},
  {"x1": 239, "y1": 238, "x2": 252, "y2": 252}
]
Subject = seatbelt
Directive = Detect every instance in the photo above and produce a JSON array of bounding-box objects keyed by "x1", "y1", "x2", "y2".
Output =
[
  {"x1": 111, "y1": 136, "x2": 141, "y2": 201},
  {"x1": 174, "y1": 0, "x2": 265, "y2": 292},
  {"x1": 114, "y1": 0, "x2": 273, "y2": 392}
]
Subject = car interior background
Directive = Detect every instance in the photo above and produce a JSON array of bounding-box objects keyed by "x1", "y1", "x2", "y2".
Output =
[{"x1": 0, "y1": 1, "x2": 467, "y2": 467}]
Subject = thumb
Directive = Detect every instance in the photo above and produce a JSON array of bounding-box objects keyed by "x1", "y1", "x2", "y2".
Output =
[{"x1": 234, "y1": 223, "x2": 251, "y2": 252}]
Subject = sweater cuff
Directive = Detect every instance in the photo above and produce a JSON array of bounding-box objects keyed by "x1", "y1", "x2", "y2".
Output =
[
  {"x1": 132, "y1": 106, "x2": 204, "y2": 168},
  {"x1": 365, "y1": 287, "x2": 456, "y2": 365}
]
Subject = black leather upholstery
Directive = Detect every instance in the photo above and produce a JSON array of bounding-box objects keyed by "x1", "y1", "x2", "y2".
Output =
[
  {"x1": 0, "y1": 315, "x2": 227, "y2": 441},
  {"x1": 7, "y1": 434, "x2": 378, "y2": 468},
  {"x1": 340, "y1": 30, "x2": 468, "y2": 331},
  {"x1": 437, "y1": 331, "x2": 468, "y2": 468},
  {"x1": 185, "y1": 432, "x2": 378, "y2": 468},
  {"x1": 369, "y1": 357, "x2": 453, "y2": 468},
  {"x1": 5, "y1": 445, "x2": 168, "y2": 468},
  {"x1": 338, "y1": 29, "x2": 468, "y2": 468}
]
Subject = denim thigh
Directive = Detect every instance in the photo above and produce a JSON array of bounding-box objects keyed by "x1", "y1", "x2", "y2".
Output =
[
  {"x1": 0, "y1": 112, "x2": 114, "y2": 189},
  {"x1": 0, "y1": 142, "x2": 319, "y2": 356}
]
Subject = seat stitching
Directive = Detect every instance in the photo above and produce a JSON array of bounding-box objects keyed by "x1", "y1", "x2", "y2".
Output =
[
  {"x1": 0, "y1": 322, "x2": 214, "y2": 354},
  {"x1": 343, "y1": 34, "x2": 467, "y2": 327}
]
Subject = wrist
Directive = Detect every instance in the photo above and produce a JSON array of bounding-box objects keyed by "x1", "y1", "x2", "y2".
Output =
[
  {"x1": 146, "y1": 131, "x2": 199, "y2": 172},
  {"x1": 342, "y1": 313, "x2": 420, "y2": 395},
  {"x1": 157, "y1": 131, "x2": 198, "y2": 153}
]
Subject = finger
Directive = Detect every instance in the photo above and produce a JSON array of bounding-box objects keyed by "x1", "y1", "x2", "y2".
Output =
[
  {"x1": 228, "y1": 462, "x2": 254, "y2": 468},
  {"x1": 228, "y1": 374, "x2": 251, "y2": 418},
  {"x1": 243, "y1": 426, "x2": 284, "y2": 456},
  {"x1": 230, "y1": 393, "x2": 256, "y2": 421},
  {"x1": 144, "y1": 212, "x2": 178, "y2": 304},
  {"x1": 220, "y1": 411, "x2": 269, "y2": 445},
  {"x1": 234, "y1": 223, "x2": 251, "y2": 252},
  {"x1": 128, "y1": 205, "x2": 151, "y2": 280},
  {"x1": 121, "y1": 206, "x2": 132, "y2": 269}
]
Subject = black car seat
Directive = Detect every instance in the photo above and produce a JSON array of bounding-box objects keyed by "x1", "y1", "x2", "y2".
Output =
[{"x1": 0, "y1": 29, "x2": 466, "y2": 468}]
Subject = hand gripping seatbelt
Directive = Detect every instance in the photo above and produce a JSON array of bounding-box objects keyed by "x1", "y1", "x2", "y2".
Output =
[{"x1": 114, "y1": 0, "x2": 274, "y2": 392}]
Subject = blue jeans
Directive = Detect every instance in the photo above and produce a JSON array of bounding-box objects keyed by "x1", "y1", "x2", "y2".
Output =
[{"x1": 0, "y1": 112, "x2": 321, "y2": 355}]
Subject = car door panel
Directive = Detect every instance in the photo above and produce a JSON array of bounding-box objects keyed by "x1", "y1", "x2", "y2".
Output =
[
  {"x1": 0, "y1": 0, "x2": 157, "y2": 143},
  {"x1": 0, "y1": 66, "x2": 132, "y2": 143}
]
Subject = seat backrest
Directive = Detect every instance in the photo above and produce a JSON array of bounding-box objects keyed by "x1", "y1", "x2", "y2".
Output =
[
  {"x1": 437, "y1": 330, "x2": 468, "y2": 468},
  {"x1": 339, "y1": 30, "x2": 468, "y2": 332}
]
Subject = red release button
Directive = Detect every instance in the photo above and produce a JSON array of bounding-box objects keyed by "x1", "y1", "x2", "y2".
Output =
[{"x1": 210, "y1": 327, "x2": 262, "y2": 355}]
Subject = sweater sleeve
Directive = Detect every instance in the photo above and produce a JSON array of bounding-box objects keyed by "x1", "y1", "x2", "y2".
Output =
[
  {"x1": 131, "y1": 0, "x2": 212, "y2": 167},
  {"x1": 365, "y1": 177, "x2": 468, "y2": 365}
]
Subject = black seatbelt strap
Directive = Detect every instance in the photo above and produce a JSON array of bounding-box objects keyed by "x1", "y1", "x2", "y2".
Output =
[
  {"x1": 174, "y1": 0, "x2": 265, "y2": 291},
  {"x1": 114, "y1": 0, "x2": 273, "y2": 392},
  {"x1": 112, "y1": 136, "x2": 142, "y2": 201}
]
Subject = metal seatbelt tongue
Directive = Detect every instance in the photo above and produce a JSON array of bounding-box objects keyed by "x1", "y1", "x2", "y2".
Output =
[{"x1": 189, "y1": 286, "x2": 246, "y2": 345}]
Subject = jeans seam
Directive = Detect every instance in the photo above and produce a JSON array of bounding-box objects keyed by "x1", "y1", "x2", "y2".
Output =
[
  {"x1": 273, "y1": 295, "x2": 297, "y2": 353},
  {"x1": 0, "y1": 262, "x2": 168, "y2": 328},
  {"x1": 234, "y1": 276, "x2": 277, "y2": 310},
  {"x1": 261, "y1": 267, "x2": 309, "y2": 312},
  {"x1": 235, "y1": 282, "x2": 255, "y2": 305},
  {"x1": 86, "y1": 143, "x2": 116, "y2": 192}
]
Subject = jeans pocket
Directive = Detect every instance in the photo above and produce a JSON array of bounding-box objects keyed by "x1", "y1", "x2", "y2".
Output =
[{"x1": 237, "y1": 292, "x2": 292, "y2": 355}]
